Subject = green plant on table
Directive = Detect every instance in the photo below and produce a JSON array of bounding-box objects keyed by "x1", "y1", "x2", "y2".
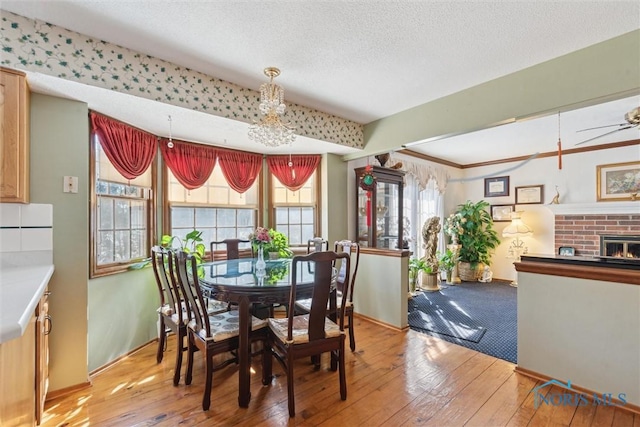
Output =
[{"x1": 250, "y1": 227, "x2": 293, "y2": 258}]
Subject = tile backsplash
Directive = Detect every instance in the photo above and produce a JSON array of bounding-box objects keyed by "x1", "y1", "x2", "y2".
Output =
[{"x1": 0, "y1": 203, "x2": 53, "y2": 267}]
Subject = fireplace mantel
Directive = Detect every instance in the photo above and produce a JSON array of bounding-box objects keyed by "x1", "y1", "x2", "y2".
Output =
[{"x1": 546, "y1": 201, "x2": 640, "y2": 215}]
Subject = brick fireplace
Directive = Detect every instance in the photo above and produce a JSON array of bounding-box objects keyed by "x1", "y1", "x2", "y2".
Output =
[{"x1": 554, "y1": 213, "x2": 640, "y2": 257}]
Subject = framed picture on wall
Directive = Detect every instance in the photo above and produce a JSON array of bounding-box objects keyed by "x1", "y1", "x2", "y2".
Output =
[
  {"x1": 515, "y1": 185, "x2": 544, "y2": 204},
  {"x1": 596, "y1": 161, "x2": 640, "y2": 201},
  {"x1": 490, "y1": 204, "x2": 515, "y2": 222},
  {"x1": 484, "y1": 176, "x2": 509, "y2": 197}
]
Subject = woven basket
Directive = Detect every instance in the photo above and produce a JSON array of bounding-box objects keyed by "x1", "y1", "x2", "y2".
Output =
[{"x1": 458, "y1": 262, "x2": 483, "y2": 281}]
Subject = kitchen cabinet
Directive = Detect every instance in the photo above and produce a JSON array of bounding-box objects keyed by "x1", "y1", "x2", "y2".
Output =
[
  {"x1": 0, "y1": 315, "x2": 36, "y2": 426},
  {"x1": 0, "y1": 289, "x2": 50, "y2": 426},
  {"x1": 0, "y1": 67, "x2": 30, "y2": 203},
  {"x1": 35, "y1": 289, "x2": 51, "y2": 425},
  {"x1": 354, "y1": 166, "x2": 405, "y2": 249}
]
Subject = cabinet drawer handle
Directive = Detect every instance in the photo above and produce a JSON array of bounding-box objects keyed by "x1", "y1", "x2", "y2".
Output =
[
  {"x1": 44, "y1": 291, "x2": 52, "y2": 297},
  {"x1": 44, "y1": 315, "x2": 53, "y2": 335}
]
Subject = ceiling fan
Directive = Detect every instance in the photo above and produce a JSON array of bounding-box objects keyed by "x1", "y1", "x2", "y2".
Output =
[{"x1": 575, "y1": 106, "x2": 640, "y2": 146}]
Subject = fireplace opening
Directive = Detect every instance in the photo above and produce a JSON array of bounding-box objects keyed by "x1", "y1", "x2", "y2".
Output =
[{"x1": 600, "y1": 235, "x2": 640, "y2": 259}]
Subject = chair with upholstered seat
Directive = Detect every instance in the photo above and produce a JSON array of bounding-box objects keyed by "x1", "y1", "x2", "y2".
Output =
[
  {"x1": 296, "y1": 240, "x2": 360, "y2": 351},
  {"x1": 307, "y1": 237, "x2": 329, "y2": 253},
  {"x1": 151, "y1": 245, "x2": 179, "y2": 365},
  {"x1": 266, "y1": 250, "x2": 350, "y2": 417},
  {"x1": 151, "y1": 245, "x2": 189, "y2": 386},
  {"x1": 210, "y1": 238, "x2": 251, "y2": 260},
  {"x1": 173, "y1": 250, "x2": 269, "y2": 411}
]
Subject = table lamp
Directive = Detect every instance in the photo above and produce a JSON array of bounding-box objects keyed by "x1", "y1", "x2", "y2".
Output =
[{"x1": 502, "y1": 211, "x2": 533, "y2": 287}]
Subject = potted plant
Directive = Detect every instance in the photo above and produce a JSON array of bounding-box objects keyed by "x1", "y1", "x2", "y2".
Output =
[
  {"x1": 129, "y1": 229, "x2": 207, "y2": 276},
  {"x1": 250, "y1": 227, "x2": 293, "y2": 260},
  {"x1": 266, "y1": 229, "x2": 293, "y2": 259},
  {"x1": 450, "y1": 200, "x2": 500, "y2": 281},
  {"x1": 438, "y1": 248, "x2": 459, "y2": 283},
  {"x1": 408, "y1": 257, "x2": 428, "y2": 294}
]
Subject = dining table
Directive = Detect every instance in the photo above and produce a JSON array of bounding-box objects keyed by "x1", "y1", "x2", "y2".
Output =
[{"x1": 199, "y1": 256, "x2": 330, "y2": 408}]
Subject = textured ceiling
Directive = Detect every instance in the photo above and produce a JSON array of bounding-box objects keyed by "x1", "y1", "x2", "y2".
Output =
[{"x1": 2, "y1": 1, "x2": 639, "y2": 162}]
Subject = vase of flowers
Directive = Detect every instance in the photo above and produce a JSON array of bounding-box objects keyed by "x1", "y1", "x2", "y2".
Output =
[{"x1": 250, "y1": 227, "x2": 270, "y2": 271}]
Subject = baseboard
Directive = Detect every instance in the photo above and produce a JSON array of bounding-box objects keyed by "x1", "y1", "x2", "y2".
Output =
[
  {"x1": 45, "y1": 380, "x2": 92, "y2": 402},
  {"x1": 515, "y1": 366, "x2": 640, "y2": 416},
  {"x1": 354, "y1": 312, "x2": 409, "y2": 332},
  {"x1": 89, "y1": 339, "x2": 156, "y2": 377}
]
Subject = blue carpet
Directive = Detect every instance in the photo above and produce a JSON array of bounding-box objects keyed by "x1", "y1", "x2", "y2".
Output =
[{"x1": 408, "y1": 281, "x2": 517, "y2": 364}]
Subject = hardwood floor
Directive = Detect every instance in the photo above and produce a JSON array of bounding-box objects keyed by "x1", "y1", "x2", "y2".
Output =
[{"x1": 42, "y1": 317, "x2": 638, "y2": 426}]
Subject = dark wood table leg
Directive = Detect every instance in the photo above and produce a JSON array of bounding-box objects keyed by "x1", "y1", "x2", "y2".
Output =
[{"x1": 238, "y1": 296, "x2": 251, "y2": 407}]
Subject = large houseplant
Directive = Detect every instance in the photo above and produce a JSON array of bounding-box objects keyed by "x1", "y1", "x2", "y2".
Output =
[{"x1": 450, "y1": 200, "x2": 500, "y2": 281}]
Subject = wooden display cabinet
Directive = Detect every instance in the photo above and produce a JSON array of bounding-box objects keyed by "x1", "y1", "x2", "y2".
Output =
[
  {"x1": 0, "y1": 67, "x2": 30, "y2": 203},
  {"x1": 354, "y1": 166, "x2": 405, "y2": 249}
]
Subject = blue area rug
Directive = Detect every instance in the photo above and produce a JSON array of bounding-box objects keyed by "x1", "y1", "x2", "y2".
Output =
[{"x1": 408, "y1": 281, "x2": 517, "y2": 364}]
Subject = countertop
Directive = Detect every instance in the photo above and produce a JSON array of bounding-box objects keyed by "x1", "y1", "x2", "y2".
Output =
[
  {"x1": 521, "y1": 253, "x2": 640, "y2": 271},
  {"x1": 0, "y1": 265, "x2": 54, "y2": 344}
]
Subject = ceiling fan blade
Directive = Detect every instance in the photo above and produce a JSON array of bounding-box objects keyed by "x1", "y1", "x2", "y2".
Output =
[
  {"x1": 574, "y1": 126, "x2": 633, "y2": 146},
  {"x1": 576, "y1": 123, "x2": 627, "y2": 132}
]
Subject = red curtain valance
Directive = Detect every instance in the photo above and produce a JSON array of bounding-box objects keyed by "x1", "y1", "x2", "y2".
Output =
[
  {"x1": 267, "y1": 155, "x2": 321, "y2": 191},
  {"x1": 90, "y1": 112, "x2": 157, "y2": 180},
  {"x1": 160, "y1": 139, "x2": 217, "y2": 190},
  {"x1": 217, "y1": 149, "x2": 262, "y2": 194}
]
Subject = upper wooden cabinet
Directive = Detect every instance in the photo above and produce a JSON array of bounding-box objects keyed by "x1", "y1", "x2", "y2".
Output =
[{"x1": 0, "y1": 67, "x2": 30, "y2": 203}]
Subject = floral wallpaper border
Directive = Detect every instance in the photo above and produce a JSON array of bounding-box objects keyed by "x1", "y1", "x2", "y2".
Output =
[{"x1": 0, "y1": 11, "x2": 363, "y2": 149}]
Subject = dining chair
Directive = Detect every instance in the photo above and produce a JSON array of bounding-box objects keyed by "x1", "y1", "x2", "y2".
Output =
[
  {"x1": 173, "y1": 249, "x2": 269, "y2": 411},
  {"x1": 295, "y1": 240, "x2": 361, "y2": 351},
  {"x1": 210, "y1": 238, "x2": 251, "y2": 260},
  {"x1": 306, "y1": 237, "x2": 329, "y2": 253},
  {"x1": 266, "y1": 250, "x2": 350, "y2": 417},
  {"x1": 151, "y1": 246, "x2": 186, "y2": 382}
]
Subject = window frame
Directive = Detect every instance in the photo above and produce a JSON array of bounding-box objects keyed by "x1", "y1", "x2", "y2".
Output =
[
  {"x1": 162, "y1": 163, "x2": 263, "y2": 259},
  {"x1": 89, "y1": 136, "x2": 157, "y2": 278},
  {"x1": 268, "y1": 164, "x2": 321, "y2": 248}
]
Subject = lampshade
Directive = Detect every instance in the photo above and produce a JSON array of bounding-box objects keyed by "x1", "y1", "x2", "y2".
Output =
[{"x1": 502, "y1": 212, "x2": 533, "y2": 238}]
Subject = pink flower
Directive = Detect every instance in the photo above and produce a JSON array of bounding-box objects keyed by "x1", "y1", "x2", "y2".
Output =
[{"x1": 251, "y1": 227, "x2": 271, "y2": 245}]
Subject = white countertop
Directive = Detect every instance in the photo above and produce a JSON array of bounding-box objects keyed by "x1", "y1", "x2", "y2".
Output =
[{"x1": 0, "y1": 265, "x2": 54, "y2": 344}]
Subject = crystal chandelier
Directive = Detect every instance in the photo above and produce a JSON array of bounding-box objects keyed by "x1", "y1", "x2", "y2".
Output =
[{"x1": 248, "y1": 67, "x2": 296, "y2": 147}]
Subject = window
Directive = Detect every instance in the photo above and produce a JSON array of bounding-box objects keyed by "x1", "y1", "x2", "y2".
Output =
[
  {"x1": 90, "y1": 138, "x2": 155, "y2": 277},
  {"x1": 166, "y1": 167, "x2": 259, "y2": 251},
  {"x1": 404, "y1": 176, "x2": 443, "y2": 259},
  {"x1": 271, "y1": 170, "x2": 318, "y2": 246}
]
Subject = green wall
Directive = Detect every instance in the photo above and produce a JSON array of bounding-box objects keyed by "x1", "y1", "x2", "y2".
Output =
[
  {"x1": 322, "y1": 153, "x2": 349, "y2": 245},
  {"x1": 30, "y1": 94, "x2": 90, "y2": 390},
  {"x1": 30, "y1": 93, "x2": 159, "y2": 390}
]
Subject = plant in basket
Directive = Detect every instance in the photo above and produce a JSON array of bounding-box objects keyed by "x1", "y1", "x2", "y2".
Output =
[{"x1": 449, "y1": 200, "x2": 500, "y2": 281}]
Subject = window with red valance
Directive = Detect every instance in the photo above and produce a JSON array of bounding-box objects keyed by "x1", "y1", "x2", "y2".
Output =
[
  {"x1": 266, "y1": 155, "x2": 321, "y2": 192},
  {"x1": 89, "y1": 112, "x2": 157, "y2": 180},
  {"x1": 217, "y1": 149, "x2": 262, "y2": 193},
  {"x1": 160, "y1": 139, "x2": 217, "y2": 190}
]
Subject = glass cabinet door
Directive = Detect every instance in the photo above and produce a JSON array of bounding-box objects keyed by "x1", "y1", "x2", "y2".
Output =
[
  {"x1": 375, "y1": 181, "x2": 399, "y2": 249},
  {"x1": 355, "y1": 166, "x2": 404, "y2": 249}
]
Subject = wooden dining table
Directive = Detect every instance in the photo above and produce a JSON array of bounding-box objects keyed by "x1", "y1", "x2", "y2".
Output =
[{"x1": 199, "y1": 257, "x2": 324, "y2": 408}]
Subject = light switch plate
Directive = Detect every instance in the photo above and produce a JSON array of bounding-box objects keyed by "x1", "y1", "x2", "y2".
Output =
[{"x1": 63, "y1": 176, "x2": 79, "y2": 193}]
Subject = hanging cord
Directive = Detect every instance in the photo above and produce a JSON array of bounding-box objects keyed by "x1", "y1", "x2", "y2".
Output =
[
  {"x1": 557, "y1": 111, "x2": 562, "y2": 170},
  {"x1": 167, "y1": 115, "x2": 174, "y2": 148}
]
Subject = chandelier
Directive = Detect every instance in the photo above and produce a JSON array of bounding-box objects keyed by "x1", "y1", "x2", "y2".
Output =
[{"x1": 248, "y1": 67, "x2": 296, "y2": 147}]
